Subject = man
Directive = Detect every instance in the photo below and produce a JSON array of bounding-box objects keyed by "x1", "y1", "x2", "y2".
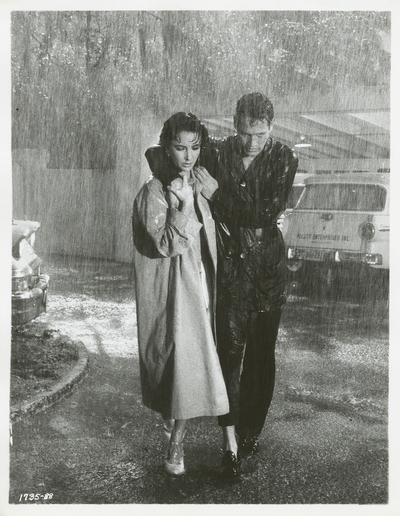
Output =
[
  {"x1": 193, "y1": 92, "x2": 298, "y2": 476},
  {"x1": 146, "y1": 93, "x2": 298, "y2": 477}
]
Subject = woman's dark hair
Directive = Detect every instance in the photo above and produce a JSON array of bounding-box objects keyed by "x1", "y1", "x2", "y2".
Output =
[{"x1": 159, "y1": 112, "x2": 209, "y2": 156}]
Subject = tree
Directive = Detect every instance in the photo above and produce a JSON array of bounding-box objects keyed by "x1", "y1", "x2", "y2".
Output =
[{"x1": 11, "y1": 11, "x2": 390, "y2": 168}]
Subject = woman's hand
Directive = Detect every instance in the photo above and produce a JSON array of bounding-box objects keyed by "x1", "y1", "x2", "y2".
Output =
[
  {"x1": 168, "y1": 173, "x2": 194, "y2": 212},
  {"x1": 166, "y1": 190, "x2": 180, "y2": 210},
  {"x1": 193, "y1": 166, "x2": 219, "y2": 200}
]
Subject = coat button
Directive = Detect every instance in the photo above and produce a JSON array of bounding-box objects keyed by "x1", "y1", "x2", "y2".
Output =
[
  {"x1": 240, "y1": 253, "x2": 246, "y2": 259},
  {"x1": 240, "y1": 181, "x2": 246, "y2": 187}
]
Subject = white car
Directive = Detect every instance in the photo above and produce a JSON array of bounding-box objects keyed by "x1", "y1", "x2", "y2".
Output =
[
  {"x1": 277, "y1": 173, "x2": 308, "y2": 237},
  {"x1": 12, "y1": 220, "x2": 50, "y2": 326},
  {"x1": 284, "y1": 173, "x2": 389, "y2": 292}
]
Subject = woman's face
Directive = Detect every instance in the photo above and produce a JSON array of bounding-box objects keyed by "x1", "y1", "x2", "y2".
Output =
[{"x1": 168, "y1": 131, "x2": 201, "y2": 172}]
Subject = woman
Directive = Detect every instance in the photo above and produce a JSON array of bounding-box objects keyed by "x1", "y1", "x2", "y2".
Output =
[{"x1": 132, "y1": 112, "x2": 229, "y2": 476}]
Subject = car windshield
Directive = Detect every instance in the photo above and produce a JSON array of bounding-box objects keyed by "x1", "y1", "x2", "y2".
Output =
[
  {"x1": 286, "y1": 185, "x2": 304, "y2": 209},
  {"x1": 297, "y1": 183, "x2": 387, "y2": 211}
]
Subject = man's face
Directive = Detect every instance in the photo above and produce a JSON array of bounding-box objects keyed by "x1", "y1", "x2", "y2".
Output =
[{"x1": 235, "y1": 116, "x2": 272, "y2": 158}]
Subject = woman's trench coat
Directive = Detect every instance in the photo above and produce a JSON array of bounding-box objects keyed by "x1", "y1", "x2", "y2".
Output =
[{"x1": 132, "y1": 171, "x2": 229, "y2": 420}]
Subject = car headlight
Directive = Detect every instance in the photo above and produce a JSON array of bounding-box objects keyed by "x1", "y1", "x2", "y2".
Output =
[
  {"x1": 12, "y1": 276, "x2": 31, "y2": 293},
  {"x1": 12, "y1": 258, "x2": 33, "y2": 293}
]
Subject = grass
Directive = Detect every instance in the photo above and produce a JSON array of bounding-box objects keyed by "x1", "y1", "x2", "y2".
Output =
[{"x1": 10, "y1": 328, "x2": 80, "y2": 406}]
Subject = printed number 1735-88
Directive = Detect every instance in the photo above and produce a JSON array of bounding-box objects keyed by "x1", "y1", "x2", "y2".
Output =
[{"x1": 19, "y1": 493, "x2": 53, "y2": 501}]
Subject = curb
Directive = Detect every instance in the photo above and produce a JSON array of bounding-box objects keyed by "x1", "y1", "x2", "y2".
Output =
[{"x1": 10, "y1": 338, "x2": 89, "y2": 425}]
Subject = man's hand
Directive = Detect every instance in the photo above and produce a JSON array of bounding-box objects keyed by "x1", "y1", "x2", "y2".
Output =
[{"x1": 193, "y1": 166, "x2": 219, "y2": 200}]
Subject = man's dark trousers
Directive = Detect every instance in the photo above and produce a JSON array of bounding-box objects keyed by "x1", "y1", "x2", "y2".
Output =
[{"x1": 217, "y1": 304, "x2": 282, "y2": 440}]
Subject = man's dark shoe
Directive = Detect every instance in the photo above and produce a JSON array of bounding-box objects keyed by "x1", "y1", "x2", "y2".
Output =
[
  {"x1": 221, "y1": 450, "x2": 241, "y2": 477},
  {"x1": 238, "y1": 437, "x2": 259, "y2": 461}
]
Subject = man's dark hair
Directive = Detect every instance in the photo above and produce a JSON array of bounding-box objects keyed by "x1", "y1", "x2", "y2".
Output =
[
  {"x1": 159, "y1": 112, "x2": 209, "y2": 153},
  {"x1": 235, "y1": 92, "x2": 274, "y2": 126}
]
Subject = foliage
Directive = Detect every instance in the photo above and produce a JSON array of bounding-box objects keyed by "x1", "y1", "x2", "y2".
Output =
[
  {"x1": 11, "y1": 11, "x2": 390, "y2": 168},
  {"x1": 10, "y1": 328, "x2": 79, "y2": 405}
]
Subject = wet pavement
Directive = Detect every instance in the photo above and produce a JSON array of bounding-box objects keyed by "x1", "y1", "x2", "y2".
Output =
[{"x1": 9, "y1": 255, "x2": 389, "y2": 505}]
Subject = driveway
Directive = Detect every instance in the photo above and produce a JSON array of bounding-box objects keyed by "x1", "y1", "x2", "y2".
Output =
[{"x1": 9, "y1": 255, "x2": 389, "y2": 506}]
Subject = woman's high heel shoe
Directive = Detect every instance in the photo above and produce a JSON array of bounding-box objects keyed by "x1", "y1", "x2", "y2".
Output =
[{"x1": 164, "y1": 441, "x2": 185, "y2": 476}]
